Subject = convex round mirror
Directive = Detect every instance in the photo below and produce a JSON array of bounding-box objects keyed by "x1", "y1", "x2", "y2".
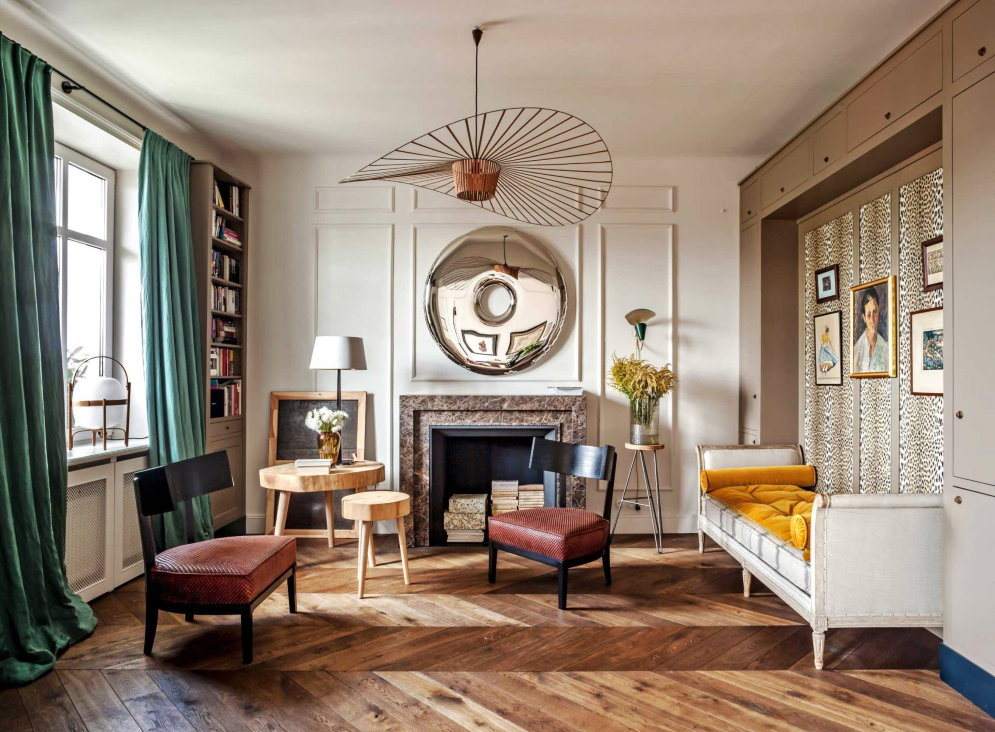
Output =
[{"x1": 425, "y1": 226, "x2": 567, "y2": 375}]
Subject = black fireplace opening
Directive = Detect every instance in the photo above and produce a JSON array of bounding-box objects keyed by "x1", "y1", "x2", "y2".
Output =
[{"x1": 429, "y1": 426, "x2": 558, "y2": 546}]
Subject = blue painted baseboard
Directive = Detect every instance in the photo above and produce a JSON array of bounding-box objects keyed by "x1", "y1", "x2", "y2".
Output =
[{"x1": 940, "y1": 644, "x2": 995, "y2": 717}]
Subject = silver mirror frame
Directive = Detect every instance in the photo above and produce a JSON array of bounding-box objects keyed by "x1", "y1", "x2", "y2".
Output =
[{"x1": 424, "y1": 226, "x2": 568, "y2": 375}]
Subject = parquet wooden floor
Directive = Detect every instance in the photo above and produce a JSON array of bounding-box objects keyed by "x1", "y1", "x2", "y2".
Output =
[{"x1": 4, "y1": 535, "x2": 991, "y2": 730}]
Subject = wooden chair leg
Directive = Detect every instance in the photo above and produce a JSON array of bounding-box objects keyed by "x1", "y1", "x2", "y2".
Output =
[
  {"x1": 396, "y1": 517, "x2": 410, "y2": 585},
  {"x1": 143, "y1": 602, "x2": 158, "y2": 656},
  {"x1": 241, "y1": 609, "x2": 253, "y2": 665},
  {"x1": 488, "y1": 542, "x2": 497, "y2": 583},
  {"x1": 557, "y1": 565, "x2": 568, "y2": 610},
  {"x1": 602, "y1": 546, "x2": 612, "y2": 586},
  {"x1": 288, "y1": 566, "x2": 297, "y2": 613}
]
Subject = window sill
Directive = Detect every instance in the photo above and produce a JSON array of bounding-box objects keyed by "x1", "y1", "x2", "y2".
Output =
[{"x1": 68, "y1": 437, "x2": 150, "y2": 469}]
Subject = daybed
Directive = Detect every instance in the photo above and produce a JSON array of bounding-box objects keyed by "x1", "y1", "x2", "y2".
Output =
[{"x1": 696, "y1": 443, "x2": 942, "y2": 669}]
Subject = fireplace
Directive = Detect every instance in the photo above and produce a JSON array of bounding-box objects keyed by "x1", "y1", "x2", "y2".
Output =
[
  {"x1": 429, "y1": 426, "x2": 557, "y2": 546},
  {"x1": 399, "y1": 395, "x2": 587, "y2": 546}
]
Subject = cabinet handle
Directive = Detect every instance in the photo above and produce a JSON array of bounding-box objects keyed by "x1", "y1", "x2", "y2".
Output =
[
  {"x1": 747, "y1": 210, "x2": 752, "y2": 215},
  {"x1": 954, "y1": 496, "x2": 963, "y2": 504},
  {"x1": 956, "y1": 410, "x2": 964, "y2": 419},
  {"x1": 779, "y1": 186, "x2": 785, "y2": 193},
  {"x1": 824, "y1": 156, "x2": 830, "y2": 163},
  {"x1": 884, "y1": 111, "x2": 891, "y2": 120},
  {"x1": 752, "y1": 394, "x2": 757, "y2": 399},
  {"x1": 980, "y1": 46, "x2": 987, "y2": 57}
]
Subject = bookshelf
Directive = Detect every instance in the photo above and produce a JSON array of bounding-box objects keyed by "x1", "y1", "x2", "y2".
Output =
[{"x1": 191, "y1": 162, "x2": 249, "y2": 530}]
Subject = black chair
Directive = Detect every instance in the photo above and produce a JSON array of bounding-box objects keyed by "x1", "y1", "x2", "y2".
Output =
[
  {"x1": 487, "y1": 437, "x2": 617, "y2": 610},
  {"x1": 133, "y1": 451, "x2": 297, "y2": 664}
]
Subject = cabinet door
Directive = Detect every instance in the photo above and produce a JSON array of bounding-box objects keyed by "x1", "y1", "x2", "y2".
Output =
[
  {"x1": 208, "y1": 434, "x2": 245, "y2": 528},
  {"x1": 114, "y1": 455, "x2": 149, "y2": 586},
  {"x1": 739, "y1": 222, "x2": 762, "y2": 434},
  {"x1": 812, "y1": 113, "x2": 844, "y2": 174},
  {"x1": 66, "y1": 464, "x2": 115, "y2": 602},
  {"x1": 945, "y1": 487, "x2": 995, "y2": 674},
  {"x1": 760, "y1": 139, "x2": 812, "y2": 209},
  {"x1": 951, "y1": 72, "x2": 995, "y2": 491},
  {"x1": 953, "y1": 0, "x2": 995, "y2": 81},
  {"x1": 740, "y1": 179, "x2": 760, "y2": 223}
]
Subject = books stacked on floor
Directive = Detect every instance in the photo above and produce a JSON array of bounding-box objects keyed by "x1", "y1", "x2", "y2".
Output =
[
  {"x1": 444, "y1": 493, "x2": 487, "y2": 543},
  {"x1": 517, "y1": 484, "x2": 545, "y2": 509},
  {"x1": 491, "y1": 480, "x2": 519, "y2": 514},
  {"x1": 211, "y1": 249, "x2": 241, "y2": 283},
  {"x1": 210, "y1": 379, "x2": 242, "y2": 418},
  {"x1": 213, "y1": 284, "x2": 241, "y2": 314},
  {"x1": 294, "y1": 458, "x2": 332, "y2": 475},
  {"x1": 209, "y1": 347, "x2": 239, "y2": 377},
  {"x1": 211, "y1": 317, "x2": 238, "y2": 344}
]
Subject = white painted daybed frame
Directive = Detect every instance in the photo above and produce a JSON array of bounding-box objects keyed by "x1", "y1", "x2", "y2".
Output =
[{"x1": 696, "y1": 444, "x2": 943, "y2": 669}]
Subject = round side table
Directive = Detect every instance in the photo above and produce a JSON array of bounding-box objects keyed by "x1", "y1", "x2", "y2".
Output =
[
  {"x1": 341, "y1": 491, "x2": 412, "y2": 598},
  {"x1": 610, "y1": 443, "x2": 666, "y2": 553}
]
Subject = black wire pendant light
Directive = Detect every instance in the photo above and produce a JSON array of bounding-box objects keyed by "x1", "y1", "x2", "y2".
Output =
[{"x1": 340, "y1": 28, "x2": 613, "y2": 226}]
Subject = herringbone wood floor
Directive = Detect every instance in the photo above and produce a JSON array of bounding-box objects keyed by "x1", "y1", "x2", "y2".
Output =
[{"x1": 4, "y1": 535, "x2": 992, "y2": 730}]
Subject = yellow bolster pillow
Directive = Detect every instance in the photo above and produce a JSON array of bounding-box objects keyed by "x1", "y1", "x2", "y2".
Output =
[
  {"x1": 699, "y1": 465, "x2": 817, "y2": 493},
  {"x1": 790, "y1": 514, "x2": 809, "y2": 551}
]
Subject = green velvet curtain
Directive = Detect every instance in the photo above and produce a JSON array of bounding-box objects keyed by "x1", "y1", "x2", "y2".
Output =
[
  {"x1": 0, "y1": 35, "x2": 96, "y2": 686},
  {"x1": 139, "y1": 130, "x2": 213, "y2": 547}
]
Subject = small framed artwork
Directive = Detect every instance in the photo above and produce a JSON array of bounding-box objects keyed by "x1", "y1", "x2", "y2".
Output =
[
  {"x1": 815, "y1": 264, "x2": 840, "y2": 303},
  {"x1": 850, "y1": 275, "x2": 897, "y2": 378},
  {"x1": 910, "y1": 307, "x2": 943, "y2": 396},
  {"x1": 461, "y1": 330, "x2": 497, "y2": 356},
  {"x1": 813, "y1": 311, "x2": 843, "y2": 385},
  {"x1": 921, "y1": 235, "x2": 943, "y2": 292},
  {"x1": 507, "y1": 322, "x2": 546, "y2": 355}
]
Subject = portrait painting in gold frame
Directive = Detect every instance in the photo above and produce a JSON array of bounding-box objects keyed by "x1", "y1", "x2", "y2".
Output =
[{"x1": 850, "y1": 275, "x2": 897, "y2": 378}]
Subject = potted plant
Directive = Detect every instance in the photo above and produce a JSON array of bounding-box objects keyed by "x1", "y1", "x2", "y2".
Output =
[
  {"x1": 304, "y1": 406, "x2": 348, "y2": 462},
  {"x1": 608, "y1": 354, "x2": 676, "y2": 445}
]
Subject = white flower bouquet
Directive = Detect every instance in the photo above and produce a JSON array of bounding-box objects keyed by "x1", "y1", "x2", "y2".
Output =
[{"x1": 304, "y1": 406, "x2": 348, "y2": 434}]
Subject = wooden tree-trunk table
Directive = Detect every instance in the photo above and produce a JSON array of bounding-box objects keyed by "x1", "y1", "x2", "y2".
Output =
[{"x1": 259, "y1": 461, "x2": 386, "y2": 547}]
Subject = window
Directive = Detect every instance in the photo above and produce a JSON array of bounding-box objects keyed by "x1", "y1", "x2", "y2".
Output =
[{"x1": 54, "y1": 143, "x2": 115, "y2": 377}]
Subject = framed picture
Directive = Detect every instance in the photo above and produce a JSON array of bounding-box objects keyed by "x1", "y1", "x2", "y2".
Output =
[
  {"x1": 910, "y1": 307, "x2": 943, "y2": 396},
  {"x1": 507, "y1": 322, "x2": 546, "y2": 355},
  {"x1": 461, "y1": 330, "x2": 497, "y2": 356},
  {"x1": 850, "y1": 275, "x2": 897, "y2": 378},
  {"x1": 813, "y1": 311, "x2": 843, "y2": 385},
  {"x1": 815, "y1": 264, "x2": 840, "y2": 303},
  {"x1": 266, "y1": 391, "x2": 367, "y2": 537},
  {"x1": 921, "y1": 235, "x2": 943, "y2": 292}
]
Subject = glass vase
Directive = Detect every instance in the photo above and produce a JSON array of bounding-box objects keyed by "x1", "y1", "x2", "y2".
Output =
[
  {"x1": 317, "y1": 431, "x2": 341, "y2": 462},
  {"x1": 629, "y1": 397, "x2": 660, "y2": 445}
]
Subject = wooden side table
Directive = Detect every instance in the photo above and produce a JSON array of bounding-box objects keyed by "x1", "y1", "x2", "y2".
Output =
[
  {"x1": 610, "y1": 443, "x2": 666, "y2": 553},
  {"x1": 341, "y1": 491, "x2": 411, "y2": 598},
  {"x1": 258, "y1": 461, "x2": 385, "y2": 547}
]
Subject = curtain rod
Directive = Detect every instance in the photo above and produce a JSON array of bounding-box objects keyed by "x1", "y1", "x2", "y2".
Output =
[{"x1": 3, "y1": 30, "x2": 149, "y2": 132}]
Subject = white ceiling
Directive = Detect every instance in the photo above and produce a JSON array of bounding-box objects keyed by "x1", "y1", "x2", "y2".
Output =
[{"x1": 26, "y1": 0, "x2": 946, "y2": 158}]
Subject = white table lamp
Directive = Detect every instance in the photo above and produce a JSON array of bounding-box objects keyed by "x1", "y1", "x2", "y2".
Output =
[{"x1": 309, "y1": 336, "x2": 367, "y2": 412}]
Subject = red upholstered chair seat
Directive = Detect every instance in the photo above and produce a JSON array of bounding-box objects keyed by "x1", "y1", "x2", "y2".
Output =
[
  {"x1": 488, "y1": 508, "x2": 610, "y2": 561},
  {"x1": 151, "y1": 536, "x2": 296, "y2": 605}
]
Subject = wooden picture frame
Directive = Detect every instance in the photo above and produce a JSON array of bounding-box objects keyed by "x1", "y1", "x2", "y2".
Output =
[
  {"x1": 921, "y1": 235, "x2": 943, "y2": 292},
  {"x1": 265, "y1": 391, "x2": 367, "y2": 537},
  {"x1": 813, "y1": 310, "x2": 843, "y2": 385},
  {"x1": 850, "y1": 275, "x2": 897, "y2": 378},
  {"x1": 815, "y1": 263, "x2": 840, "y2": 303},
  {"x1": 910, "y1": 307, "x2": 943, "y2": 396}
]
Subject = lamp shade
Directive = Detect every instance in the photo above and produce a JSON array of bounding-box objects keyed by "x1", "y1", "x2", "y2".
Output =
[{"x1": 309, "y1": 336, "x2": 367, "y2": 371}]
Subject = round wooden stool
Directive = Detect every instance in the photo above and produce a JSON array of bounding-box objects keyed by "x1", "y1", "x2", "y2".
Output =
[{"x1": 341, "y1": 491, "x2": 411, "y2": 598}]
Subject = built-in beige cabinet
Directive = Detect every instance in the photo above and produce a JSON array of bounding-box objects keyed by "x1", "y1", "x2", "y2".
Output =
[
  {"x1": 951, "y1": 69, "x2": 995, "y2": 493},
  {"x1": 739, "y1": 222, "x2": 761, "y2": 435},
  {"x1": 812, "y1": 113, "x2": 844, "y2": 174},
  {"x1": 740, "y1": 179, "x2": 760, "y2": 223},
  {"x1": 846, "y1": 33, "x2": 942, "y2": 150},
  {"x1": 209, "y1": 432, "x2": 245, "y2": 528},
  {"x1": 760, "y1": 139, "x2": 812, "y2": 209},
  {"x1": 953, "y1": 0, "x2": 995, "y2": 81}
]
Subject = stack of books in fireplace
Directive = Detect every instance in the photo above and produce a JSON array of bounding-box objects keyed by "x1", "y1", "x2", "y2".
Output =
[
  {"x1": 444, "y1": 493, "x2": 487, "y2": 543},
  {"x1": 517, "y1": 484, "x2": 545, "y2": 509},
  {"x1": 490, "y1": 480, "x2": 519, "y2": 515}
]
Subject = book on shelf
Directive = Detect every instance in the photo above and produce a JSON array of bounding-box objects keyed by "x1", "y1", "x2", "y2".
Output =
[
  {"x1": 209, "y1": 347, "x2": 239, "y2": 377},
  {"x1": 210, "y1": 378, "x2": 242, "y2": 418},
  {"x1": 212, "y1": 285, "x2": 241, "y2": 314},
  {"x1": 211, "y1": 317, "x2": 239, "y2": 344},
  {"x1": 221, "y1": 227, "x2": 241, "y2": 246},
  {"x1": 211, "y1": 249, "x2": 241, "y2": 283},
  {"x1": 214, "y1": 181, "x2": 241, "y2": 217}
]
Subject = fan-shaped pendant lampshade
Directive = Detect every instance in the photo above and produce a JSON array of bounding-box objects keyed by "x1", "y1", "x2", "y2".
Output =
[{"x1": 340, "y1": 28, "x2": 612, "y2": 227}]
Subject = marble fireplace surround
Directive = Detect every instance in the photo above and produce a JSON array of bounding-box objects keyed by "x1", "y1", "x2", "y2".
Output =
[{"x1": 399, "y1": 395, "x2": 587, "y2": 546}]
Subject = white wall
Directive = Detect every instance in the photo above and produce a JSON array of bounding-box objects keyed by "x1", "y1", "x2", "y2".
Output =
[{"x1": 248, "y1": 154, "x2": 754, "y2": 535}]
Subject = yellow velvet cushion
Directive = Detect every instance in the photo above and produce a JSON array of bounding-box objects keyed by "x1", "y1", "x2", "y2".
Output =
[
  {"x1": 707, "y1": 483, "x2": 814, "y2": 559},
  {"x1": 699, "y1": 465, "x2": 817, "y2": 493}
]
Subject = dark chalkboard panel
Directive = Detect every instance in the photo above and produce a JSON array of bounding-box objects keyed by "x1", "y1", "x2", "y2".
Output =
[{"x1": 267, "y1": 391, "x2": 367, "y2": 531}]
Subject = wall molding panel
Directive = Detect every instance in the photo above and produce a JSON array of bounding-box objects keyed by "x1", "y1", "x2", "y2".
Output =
[{"x1": 315, "y1": 185, "x2": 395, "y2": 213}]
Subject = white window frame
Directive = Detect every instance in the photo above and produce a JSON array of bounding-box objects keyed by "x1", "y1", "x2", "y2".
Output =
[{"x1": 55, "y1": 142, "x2": 116, "y2": 374}]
